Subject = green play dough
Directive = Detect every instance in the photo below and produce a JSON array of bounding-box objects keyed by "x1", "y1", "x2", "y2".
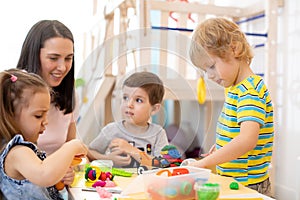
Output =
[{"x1": 229, "y1": 181, "x2": 239, "y2": 190}]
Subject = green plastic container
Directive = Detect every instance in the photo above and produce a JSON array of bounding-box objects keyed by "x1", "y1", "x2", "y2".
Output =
[{"x1": 194, "y1": 182, "x2": 220, "y2": 200}]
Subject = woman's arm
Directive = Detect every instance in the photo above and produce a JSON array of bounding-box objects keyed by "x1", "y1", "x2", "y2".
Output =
[{"x1": 66, "y1": 121, "x2": 76, "y2": 141}]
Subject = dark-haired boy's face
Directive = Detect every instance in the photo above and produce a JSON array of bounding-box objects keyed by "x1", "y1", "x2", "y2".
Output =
[{"x1": 121, "y1": 86, "x2": 153, "y2": 127}]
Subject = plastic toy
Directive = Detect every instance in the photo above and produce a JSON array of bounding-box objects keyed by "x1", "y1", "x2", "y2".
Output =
[
  {"x1": 112, "y1": 168, "x2": 133, "y2": 177},
  {"x1": 161, "y1": 145, "x2": 183, "y2": 167},
  {"x1": 137, "y1": 145, "x2": 184, "y2": 174},
  {"x1": 137, "y1": 151, "x2": 170, "y2": 175}
]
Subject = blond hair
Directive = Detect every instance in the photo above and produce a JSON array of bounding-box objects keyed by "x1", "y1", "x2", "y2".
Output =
[{"x1": 190, "y1": 17, "x2": 253, "y2": 68}]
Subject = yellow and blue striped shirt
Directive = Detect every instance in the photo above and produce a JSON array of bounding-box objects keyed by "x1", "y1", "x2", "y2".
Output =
[{"x1": 216, "y1": 75, "x2": 274, "y2": 186}]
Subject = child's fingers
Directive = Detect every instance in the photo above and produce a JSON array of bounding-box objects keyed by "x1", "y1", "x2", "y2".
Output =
[
  {"x1": 208, "y1": 144, "x2": 216, "y2": 154},
  {"x1": 74, "y1": 154, "x2": 85, "y2": 158},
  {"x1": 200, "y1": 145, "x2": 216, "y2": 158},
  {"x1": 61, "y1": 167, "x2": 75, "y2": 185},
  {"x1": 200, "y1": 153, "x2": 209, "y2": 157}
]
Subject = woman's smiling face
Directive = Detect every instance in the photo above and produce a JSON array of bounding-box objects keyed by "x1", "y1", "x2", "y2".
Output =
[{"x1": 39, "y1": 37, "x2": 73, "y2": 87}]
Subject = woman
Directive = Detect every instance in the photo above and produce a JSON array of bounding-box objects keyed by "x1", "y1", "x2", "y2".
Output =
[{"x1": 17, "y1": 20, "x2": 78, "y2": 187}]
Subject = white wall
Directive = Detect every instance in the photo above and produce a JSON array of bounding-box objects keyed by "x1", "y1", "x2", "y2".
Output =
[
  {"x1": 0, "y1": 0, "x2": 94, "y2": 76},
  {"x1": 274, "y1": 0, "x2": 300, "y2": 199}
]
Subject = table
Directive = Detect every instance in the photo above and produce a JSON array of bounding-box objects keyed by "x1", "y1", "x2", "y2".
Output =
[{"x1": 68, "y1": 168, "x2": 275, "y2": 200}]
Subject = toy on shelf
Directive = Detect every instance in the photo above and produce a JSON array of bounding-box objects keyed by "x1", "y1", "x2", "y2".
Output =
[{"x1": 137, "y1": 144, "x2": 183, "y2": 175}]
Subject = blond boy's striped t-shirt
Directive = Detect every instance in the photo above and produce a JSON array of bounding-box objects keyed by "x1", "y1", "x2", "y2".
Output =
[{"x1": 216, "y1": 75, "x2": 274, "y2": 186}]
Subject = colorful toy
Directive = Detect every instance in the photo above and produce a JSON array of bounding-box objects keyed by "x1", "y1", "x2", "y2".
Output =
[
  {"x1": 137, "y1": 152, "x2": 170, "y2": 175},
  {"x1": 161, "y1": 145, "x2": 183, "y2": 167},
  {"x1": 137, "y1": 144, "x2": 184, "y2": 175},
  {"x1": 84, "y1": 165, "x2": 115, "y2": 188}
]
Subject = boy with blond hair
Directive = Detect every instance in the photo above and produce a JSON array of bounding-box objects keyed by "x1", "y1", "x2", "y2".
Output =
[{"x1": 189, "y1": 17, "x2": 274, "y2": 196}]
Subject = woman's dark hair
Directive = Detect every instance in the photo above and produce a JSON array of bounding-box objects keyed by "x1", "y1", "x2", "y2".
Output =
[{"x1": 16, "y1": 20, "x2": 75, "y2": 114}]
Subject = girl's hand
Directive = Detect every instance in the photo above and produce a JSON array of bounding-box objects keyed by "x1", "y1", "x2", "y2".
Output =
[
  {"x1": 68, "y1": 139, "x2": 88, "y2": 156},
  {"x1": 61, "y1": 167, "x2": 75, "y2": 186}
]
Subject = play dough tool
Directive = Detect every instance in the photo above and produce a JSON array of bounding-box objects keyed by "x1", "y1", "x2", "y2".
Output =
[{"x1": 112, "y1": 168, "x2": 133, "y2": 177}]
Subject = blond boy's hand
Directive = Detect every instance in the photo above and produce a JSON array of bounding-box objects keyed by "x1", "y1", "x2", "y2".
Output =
[{"x1": 200, "y1": 144, "x2": 216, "y2": 157}]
